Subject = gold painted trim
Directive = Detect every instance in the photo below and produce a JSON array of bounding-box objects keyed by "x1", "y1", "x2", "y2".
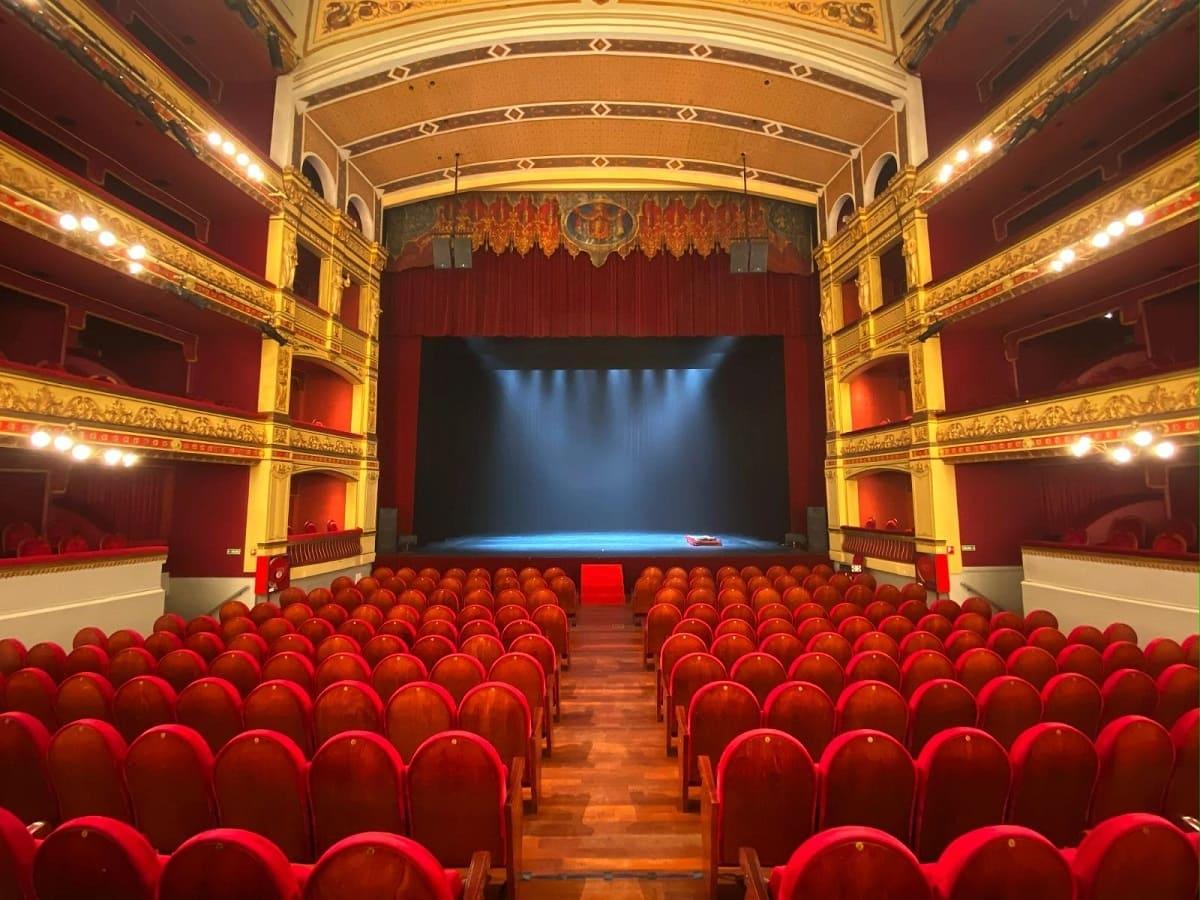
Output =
[
  {"x1": 1022, "y1": 545, "x2": 1200, "y2": 574},
  {"x1": 0, "y1": 551, "x2": 167, "y2": 579}
]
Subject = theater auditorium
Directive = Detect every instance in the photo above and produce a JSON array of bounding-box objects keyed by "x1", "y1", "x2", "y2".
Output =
[{"x1": 0, "y1": 0, "x2": 1195, "y2": 897}]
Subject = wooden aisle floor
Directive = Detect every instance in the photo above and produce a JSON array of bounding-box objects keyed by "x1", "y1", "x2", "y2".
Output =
[{"x1": 518, "y1": 604, "x2": 706, "y2": 899}]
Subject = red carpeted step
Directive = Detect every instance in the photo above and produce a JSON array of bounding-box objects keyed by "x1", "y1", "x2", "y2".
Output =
[{"x1": 580, "y1": 563, "x2": 626, "y2": 606}]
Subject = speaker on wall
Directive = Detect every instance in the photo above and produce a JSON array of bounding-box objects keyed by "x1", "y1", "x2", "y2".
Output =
[
  {"x1": 433, "y1": 236, "x2": 473, "y2": 270},
  {"x1": 729, "y1": 238, "x2": 768, "y2": 274}
]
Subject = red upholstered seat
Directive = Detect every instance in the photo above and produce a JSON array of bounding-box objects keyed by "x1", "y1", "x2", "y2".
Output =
[
  {"x1": 309, "y1": 731, "x2": 407, "y2": 855},
  {"x1": 430, "y1": 653, "x2": 488, "y2": 705},
  {"x1": 55, "y1": 672, "x2": 115, "y2": 725},
  {"x1": 144, "y1": 632, "x2": 184, "y2": 661},
  {"x1": 912, "y1": 727, "x2": 1009, "y2": 861},
  {"x1": 1070, "y1": 813, "x2": 1198, "y2": 900},
  {"x1": 714, "y1": 729, "x2": 816, "y2": 870},
  {"x1": 372, "y1": 653, "x2": 429, "y2": 704},
  {"x1": 844, "y1": 650, "x2": 901, "y2": 690},
  {"x1": 1154, "y1": 663, "x2": 1200, "y2": 729},
  {"x1": 945, "y1": 630, "x2": 986, "y2": 661},
  {"x1": 209, "y1": 651, "x2": 262, "y2": 699},
  {"x1": 63, "y1": 644, "x2": 110, "y2": 679},
  {"x1": 6, "y1": 668, "x2": 60, "y2": 732},
  {"x1": 0, "y1": 639, "x2": 26, "y2": 677},
  {"x1": 763, "y1": 682, "x2": 835, "y2": 760},
  {"x1": 157, "y1": 650, "x2": 208, "y2": 694},
  {"x1": 681, "y1": 681, "x2": 759, "y2": 807},
  {"x1": 313, "y1": 681, "x2": 383, "y2": 747},
  {"x1": 458, "y1": 682, "x2": 538, "y2": 808},
  {"x1": 407, "y1": 731, "x2": 509, "y2": 868},
  {"x1": 243, "y1": 681, "x2": 315, "y2": 757},
  {"x1": 977, "y1": 676, "x2": 1042, "y2": 749},
  {"x1": 261, "y1": 651, "x2": 316, "y2": 695},
  {"x1": 0, "y1": 712, "x2": 55, "y2": 826},
  {"x1": 1007, "y1": 722, "x2": 1097, "y2": 846},
  {"x1": 214, "y1": 730, "x2": 312, "y2": 862},
  {"x1": 411, "y1": 635, "x2": 457, "y2": 673},
  {"x1": 1057, "y1": 644, "x2": 1104, "y2": 684},
  {"x1": 1143, "y1": 638, "x2": 1187, "y2": 678},
  {"x1": 47, "y1": 719, "x2": 131, "y2": 822},
  {"x1": 818, "y1": 730, "x2": 915, "y2": 840},
  {"x1": 930, "y1": 825, "x2": 1072, "y2": 900},
  {"x1": 157, "y1": 828, "x2": 298, "y2": 900},
  {"x1": 1090, "y1": 715, "x2": 1174, "y2": 824},
  {"x1": 986, "y1": 628, "x2": 1026, "y2": 662},
  {"x1": 110, "y1": 647, "x2": 158, "y2": 687},
  {"x1": 1027, "y1": 627, "x2": 1068, "y2": 658},
  {"x1": 303, "y1": 832, "x2": 462, "y2": 900},
  {"x1": 898, "y1": 631, "x2": 944, "y2": 661},
  {"x1": 383, "y1": 681, "x2": 456, "y2": 763},
  {"x1": 710, "y1": 633, "x2": 755, "y2": 673},
  {"x1": 955, "y1": 647, "x2": 1006, "y2": 697},
  {"x1": 835, "y1": 681, "x2": 908, "y2": 742},
  {"x1": 1006, "y1": 645, "x2": 1058, "y2": 691},
  {"x1": 665, "y1": 653, "x2": 726, "y2": 748},
  {"x1": 125, "y1": 725, "x2": 217, "y2": 852},
  {"x1": 907, "y1": 679, "x2": 977, "y2": 754},
  {"x1": 112, "y1": 676, "x2": 177, "y2": 743},
  {"x1": 900, "y1": 649, "x2": 955, "y2": 698},
  {"x1": 1041, "y1": 672, "x2": 1104, "y2": 738},
  {"x1": 314, "y1": 653, "x2": 371, "y2": 694},
  {"x1": 175, "y1": 681, "x2": 243, "y2": 758},
  {"x1": 730, "y1": 653, "x2": 787, "y2": 706},
  {"x1": 25, "y1": 643, "x2": 66, "y2": 684},
  {"x1": 1163, "y1": 708, "x2": 1198, "y2": 825},
  {"x1": 852, "y1": 631, "x2": 899, "y2": 660},
  {"x1": 32, "y1": 815, "x2": 160, "y2": 900},
  {"x1": 0, "y1": 806, "x2": 35, "y2": 899},
  {"x1": 1099, "y1": 669, "x2": 1158, "y2": 726},
  {"x1": 768, "y1": 826, "x2": 931, "y2": 900}
]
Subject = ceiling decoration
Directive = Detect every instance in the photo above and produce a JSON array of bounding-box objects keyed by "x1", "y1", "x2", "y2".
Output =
[
  {"x1": 310, "y1": 1, "x2": 889, "y2": 50},
  {"x1": 384, "y1": 190, "x2": 816, "y2": 271}
]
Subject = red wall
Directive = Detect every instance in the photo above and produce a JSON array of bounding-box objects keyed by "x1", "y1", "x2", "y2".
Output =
[
  {"x1": 855, "y1": 471, "x2": 914, "y2": 529},
  {"x1": 289, "y1": 472, "x2": 347, "y2": 534},
  {"x1": 166, "y1": 462, "x2": 250, "y2": 577},
  {"x1": 290, "y1": 359, "x2": 354, "y2": 432},
  {"x1": 848, "y1": 357, "x2": 912, "y2": 430}
]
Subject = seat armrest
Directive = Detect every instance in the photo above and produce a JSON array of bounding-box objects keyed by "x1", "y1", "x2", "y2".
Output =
[
  {"x1": 506, "y1": 756, "x2": 525, "y2": 892},
  {"x1": 463, "y1": 851, "x2": 491, "y2": 900},
  {"x1": 739, "y1": 847, "x2": 771, "y2": 900},
  {"x1": 25, "y1": 821, "x2": 49, "y2": 837}
]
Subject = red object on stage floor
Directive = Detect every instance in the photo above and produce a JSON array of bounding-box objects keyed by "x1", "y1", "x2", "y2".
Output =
[{"x1": 581, "y1": 565, "x2": 625, "y2": 606}]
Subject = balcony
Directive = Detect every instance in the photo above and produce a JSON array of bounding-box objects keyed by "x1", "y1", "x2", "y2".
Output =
[
  {"x1": 287, "y1": 528, "x2": 365, "y2": 569},
  {"x1": 840, "y1": 526, "x2": 917, "y2": 565}
]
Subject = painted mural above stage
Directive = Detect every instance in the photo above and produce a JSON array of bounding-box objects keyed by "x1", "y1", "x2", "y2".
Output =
[{"x1": 384, "y1": 191, "x2": 816, "y2": 272}]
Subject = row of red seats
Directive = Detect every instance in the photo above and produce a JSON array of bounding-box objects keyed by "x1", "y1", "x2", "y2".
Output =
[
  {"x1": 1061, "y1": 514, "x2": 1197, "y2": 553},
  {"x1": 701, "y1": 717, "x2": 1196, "y2": 895},
  {"x1": 0, "y1": 521, "x2": 129, "y2": 558},
  {"x1": 740, "y1": 815, "x2": 1198, "y2": 900},
  {"x1": 329, "y1": 564, "x2": 579, "y2": 616},
  {"x1": 0, "y1": 811, "x2": 485, "y2": 900}
]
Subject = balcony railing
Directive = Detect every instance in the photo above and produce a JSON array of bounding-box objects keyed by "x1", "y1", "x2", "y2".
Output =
[
  {"x1": 840, "y1": 527, "x2": 917, "y2": 564},
  {"x1": 287, "y1": 528, "x2": 364, "y2": 568}
]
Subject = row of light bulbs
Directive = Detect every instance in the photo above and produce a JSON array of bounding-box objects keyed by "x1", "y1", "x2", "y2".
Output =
[
  {"x1": 1049, "y1": 209, "x2": 1146, "y2": 274},
  {"x1": 1070, "y1": 427, "x2": 1176, "y2": 464},
  {"x1": 58, "y1": 213, "x2": 149, "y2": 275},
  {"x1": 206, "y1": 130, "x2": 265, "y2": 182},
  {"x1": 29, "y1": 429, "x2": 139, "y2": 467},
  {"x1": 936, "y1": 135, "x2": 997, "y2": 185}
]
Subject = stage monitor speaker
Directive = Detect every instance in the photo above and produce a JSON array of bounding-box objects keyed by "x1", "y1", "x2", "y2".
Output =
[
  {"x1": 433, "y1": 236, "x2": 473, "y2": 269},
  {"x1": 730, "y1": 238, "x2": 768, "y2": 274}
]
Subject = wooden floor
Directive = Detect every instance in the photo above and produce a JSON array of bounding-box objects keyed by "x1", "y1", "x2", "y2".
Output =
[{"x1": 518, "y1": 604, "x2": 706, "y2": 899}]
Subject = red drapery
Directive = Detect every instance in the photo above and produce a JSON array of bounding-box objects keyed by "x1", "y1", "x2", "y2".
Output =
[{"x1": 379, "y1": 249, "x2": 825, "y2": 533}]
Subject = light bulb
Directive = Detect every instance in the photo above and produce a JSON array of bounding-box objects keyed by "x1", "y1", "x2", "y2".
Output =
[
  {"x1": 98, "y1": 230, "x2": 116, "y2": 247},
  {"x1": 1051, "y1": 259, "x2": 1064, "y2": 273},
  {"x1": 80, "y1": 216, "x2": 99, "y2": 232},
  {"x1": 247, "y1": 164, "x2": 264, "y2": 181},
  {"x1": 1154, "y1": 441, "x2": 1176, "y2": 459},
  {"x1": 1125, "y1": 210, "x2": 1145, "y2": 227},
  {"x1": 52, "y1": 433, "x2": 74, "y2": 452},
  {"x1": 221, "y1": 141, "x2": 236, "y2": 156},
  {"x1": 1104, "y1": 312, "x2": 1114, "y2": 319},
  {"x1": 235, "y1": 152, "x2": 249, "y2": 167},
  {"x1": 59, "y1": 213, "x2": 79, "y2": 231},
  {"x1": 1070, "y1": 436, "x2": 1092, "y2": 457},
  {"x1": 937, "y1": 164, "x2": 953, "y2": 184},
  {"x1": 976, "y1": 137, "x2": 994, "y2": 154},
  {"x1": 1091, "y1": 232, "x2": 1111, "y2": 249},
  {"x1": 1106, "y1": 220, "x2": 1125, "y2": 237},
  {"x1": 1058, "y1": 248, "x2": 1076, "y2": 264},
  {"x1": 128, "y1": 244, "x2": 146, "y2": 260},
  {"x1": 1110, "y1": 446, "x2": 1133, "y2": 464},
  {"x1": 128, "y1": 262, "x2": 144, "y2": 275},
  {"x1": 30, "y1": 429, "x2": 52, "y2": 449},
  {"x1": 103, "y1": 448, "x2": 123, "y2": 466},
  {"x1": 1132, "y1": 429, "x2": 1154, "y2": 447},
  {"x1": 207, "y1": 131, "x2": 222, "y2": 147},
  {"x1": 121, "y1": 452, "x2": 138, "y2": 467},
  {"x1": 71, "y1": 443, "x2": 92, "y2": 461},
  {"x1": 954, "y1": 148, "x2": 969, "y2": 164}
]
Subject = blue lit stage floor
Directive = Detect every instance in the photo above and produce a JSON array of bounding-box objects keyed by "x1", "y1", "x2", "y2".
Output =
[{"x1": 415, "y1": 531, "x2": 783, "y2": 555}]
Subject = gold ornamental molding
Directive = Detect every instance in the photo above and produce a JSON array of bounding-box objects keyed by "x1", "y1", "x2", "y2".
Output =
[
  {"x1": 282, "y1": 172, "x2": 385, "y2": 285},
  {"x1": 287, "y1": 425, "x2": 362, "y2": 458},
  {"x1": 0, "y1": 372, "x2": 268, "y2": 446},
  {"x1": 0, "y1": 547, "x2": 168, "y2": 579},
  {"x1": 1022, "y1": 544, "x2": 1199, "y2": 574},
  {"x1": 897, "y1": 0, "x2": 971, "y2": 70},
  {"x1": 914, "y1": 0, "x2": 1191, "y2": 204},
  {"x1": 7, "y1": 0, "x2": 284, "y2": 206},
  {"x1": 841, "y1": 424, "x2": 915, "y2": 457},
  {"x1": 937, "y1": 372, "x2": 1200, "y2": 445},
  {"x1": 0, "y1": 139, "x2": 277, "y2": 326},
  {"x1": 924, "y1": 143, "x2": 1200, "y2": 323},
  {"x1": 819, "y1": 169, "x2": 917, "y2": 278}
]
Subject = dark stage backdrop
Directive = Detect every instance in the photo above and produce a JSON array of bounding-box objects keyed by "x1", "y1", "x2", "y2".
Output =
[
  {"x1": 377, "y1": 249, "x2": 825, "y2": 536},
  {"x1": 413, "y1": 337, "x2": 790, "y2": 540}
]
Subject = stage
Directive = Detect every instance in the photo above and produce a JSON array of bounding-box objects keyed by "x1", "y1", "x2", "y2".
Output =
[{"x1": 378, "y1": 531, "x2": 824, "y2": 590}]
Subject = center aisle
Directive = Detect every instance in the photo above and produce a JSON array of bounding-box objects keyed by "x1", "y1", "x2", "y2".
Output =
[{"x1": 520, "y1": 604, "x2": 705, "y2": 899}]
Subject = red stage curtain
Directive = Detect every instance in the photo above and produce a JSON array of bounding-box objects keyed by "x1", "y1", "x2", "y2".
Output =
[{"x1": 380, "y1": 249, "x2": 824, "y2": 533}]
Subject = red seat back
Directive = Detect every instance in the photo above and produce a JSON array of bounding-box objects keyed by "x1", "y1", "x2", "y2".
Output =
[
  {"x1": 214, "y1": 730, "x2": 312, "y2": 862},
  {"x1": 835, "y1": 681, "x2": 908, "y2": 742},
  {"x1": 907, "y1": 679, "x2": 977, "y2": 755},
  {"x1": 1071, "y1": 812, "x2": 1198, "y2": 900},
  {"x1": 303, "y1": 832, "x2": 457, "y2": 900},
  {"x1": 1090, "y1": 715, "x2": 1174, "y2": 824},
  {"x1": 930, "y1": 825, "x2": 1072, "y2": 900},
  {"x1": 313, "y1": 681, "x2": 383, "y2": 747},
  {"x1": 769, "y1": 826, "x2": 931, "y2": 900},
  {"x1": 243, "y1": 681, "x2": 315, "y2": 757},
  {"x1": 1008, "y1": 722, "x2": 1097, "y2": 846},
  {"x1": 112, "y1": 676, "x2": 177, "y2": 743},
  {"x1": 912, "y1": 727, "x2": 1009, "y2": 861},
  {"x1": 309, "y1": 731, "x2": 407, "y2": 855},
  {"x1": 47, "y1": 719, "x2": 131, "y2": 822},
  {"x1": 125, "y1": 725, "x2": 216, "y2": 853},
  {"x1": 32, "y1": 815, "x2": 159, "y2": 900},
  {"x1": 157, "y1": 829, "x2": 297, "y2": 900},
  {"x1": 819, "y1": 730, "x2": 915, "y2": 840},
  {"x1": 383, "y1": 681, "x2": 456, "y2": 763}
]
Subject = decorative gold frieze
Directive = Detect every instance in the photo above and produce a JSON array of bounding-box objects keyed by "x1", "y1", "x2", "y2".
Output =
[
  {"x1": 842, "y1": 424, "x2": 914, "y2": 456},
  {"x1": 288, "y1": 426, "x2": 361, "y2": 457}
]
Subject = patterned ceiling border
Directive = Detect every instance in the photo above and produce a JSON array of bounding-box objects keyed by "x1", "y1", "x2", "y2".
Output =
[
  {"x1": 346, "y1": 100, "x2": 857, "y2": 160},
  {"x1": 309, "y1": 1, "x2": 890, "y2": 52},
  {"x1": 301, "y1": 38, "x2": 899, "y2": 109},
  {"x1": 378, "y1": 154, "x2": 822, "y2": 196}
]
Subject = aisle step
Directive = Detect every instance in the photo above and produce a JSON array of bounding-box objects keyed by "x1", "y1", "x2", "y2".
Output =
[{"x1": 580, "y1": 563, "x2": 625, "y2": 605}]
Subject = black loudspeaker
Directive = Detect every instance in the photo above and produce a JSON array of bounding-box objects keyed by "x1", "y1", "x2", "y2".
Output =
[
  {"x1": 433, "y1": 236, "x2": 473, "y2": 269},
  {"x1": 730, "y1": 238, "x2": 768, "y2": 273}
]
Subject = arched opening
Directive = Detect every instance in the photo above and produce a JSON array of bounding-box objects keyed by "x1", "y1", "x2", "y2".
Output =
[
  {"x1": 853, "y1": 469, "x2": 914, "y2": 531},
  {"x1": 828, "y1": 193, "x2": 855, "y2": 236},
  {"x1": 866, "y1": 153, "x2": 899, "y2": 204},
  {"x1": 346, "y1": 195, "x2": 373, "y2": 238},
  {"x1": 846, "y1": 355, "x2": 912, "y2": 431},
  {"x1": 288, "y1": 470, "x2": 350, "y2": 535},
  {"x1": 290, "y1": 357, "x2": 356, "y2": 432},
  {"x1": 300, "y1": 154, "x2": 335, "y2": 204}
]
